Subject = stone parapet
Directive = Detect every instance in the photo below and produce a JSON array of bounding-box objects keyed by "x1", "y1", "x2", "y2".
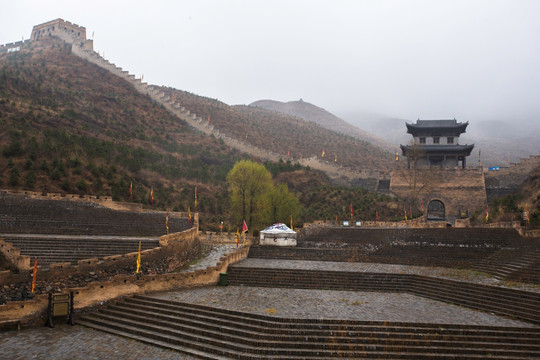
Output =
[
  {"x1": 0, "y1": 245, "x2": 248, "y2": 327},
  {"x1": 0, "y1": 239, "x2": 30, "y2": 271}
]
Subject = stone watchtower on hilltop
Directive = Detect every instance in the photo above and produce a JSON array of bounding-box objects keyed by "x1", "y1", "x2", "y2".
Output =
[
  {"x1": 31, "y1": 18, "x2": 93, "y2": 51},
  {"x1": 400, "y1": 119, "x2": 474, "y2": 169}
]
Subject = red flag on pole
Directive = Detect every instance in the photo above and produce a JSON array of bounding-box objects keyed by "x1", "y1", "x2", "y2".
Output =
[
  {"x1": 166, "y1": 211, "x2": 169, "y2": 234},
  {"x1": 31, "y1": 257, "x2": 37, "y2": 294},
  {"x1": 350, "y1": 203, "x2": 353, "y2": 218},
  {"x1": 150, "y1": 187, "x2": 154, "y2": 206},
  {"x1": 242, "y1": 220, "x2": 248, "y2": 233},
  {"x1": 188, "y1": 206, "x2": 192, "y2": 225}
]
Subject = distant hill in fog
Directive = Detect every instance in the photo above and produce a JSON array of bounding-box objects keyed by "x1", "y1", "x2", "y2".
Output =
[{"x1": 249, "y1": 99, "x2": 394, "y2": 152}]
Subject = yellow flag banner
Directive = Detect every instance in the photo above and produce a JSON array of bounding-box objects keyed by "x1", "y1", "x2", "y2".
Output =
[
  {"x1": 31, "y1": 257, "x2": 37, "y2": 294},
  {"x1": 136, "y1": 241, "x2": 141, "y2": 274}
]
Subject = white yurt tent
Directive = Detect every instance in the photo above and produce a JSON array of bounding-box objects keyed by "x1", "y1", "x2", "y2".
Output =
[{"x1": 260, "y1": 223, "x2": 297, "y2": 246}]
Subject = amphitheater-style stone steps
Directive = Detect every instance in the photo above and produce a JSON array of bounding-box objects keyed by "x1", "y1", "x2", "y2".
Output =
[
  {"x1": 77, "y1": 295, "x2": 540, "y2": 359},
  {"x1": 2, "y1": 235, "x2": 159, "y2": 265},
  {"x1": 0, "y1": 193, "x2": 190, "y2": 237}
]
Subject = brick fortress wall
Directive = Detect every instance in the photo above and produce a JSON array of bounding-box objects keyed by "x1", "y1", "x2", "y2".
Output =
[
  {"x1": 484, "y1": 151, "x2": 540, "y2": 200},
  {"x1": 390, "y1": 167, "x2": 487, "y2": 221}
]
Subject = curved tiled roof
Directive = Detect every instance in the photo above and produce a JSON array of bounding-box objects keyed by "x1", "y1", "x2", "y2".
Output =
[{"x1": 406, "y1": 119, "x2": 469, "y2": 136}]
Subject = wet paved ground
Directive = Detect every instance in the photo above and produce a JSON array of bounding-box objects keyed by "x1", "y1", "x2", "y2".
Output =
[
  {"x1": 1, "y1": 243, "x2": 538, "y2": 359},
  {"x1": 0, "y1": 324, "x2": 198, "y2": 360},
  {"x1": 153, "y1": 285, "x2": 535, "y2": 327}
]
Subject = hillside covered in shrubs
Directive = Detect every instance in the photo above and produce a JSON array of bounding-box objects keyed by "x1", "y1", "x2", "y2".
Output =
[{"x1": 0, "y1": 38, "x2": 404, "y2": 230}]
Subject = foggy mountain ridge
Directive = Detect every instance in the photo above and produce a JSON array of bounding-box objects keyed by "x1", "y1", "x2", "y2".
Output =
[
  {"x1": 249, "y1": 100, "x2": 539, "y2": 168},
  {"x1": 249, "y1": 99, "x2": 395, "y2": 152}
]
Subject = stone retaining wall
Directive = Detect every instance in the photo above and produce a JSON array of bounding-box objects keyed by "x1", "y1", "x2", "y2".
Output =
[{"x1": 0, "y1": 246, "x2": 249, "y2": 329}]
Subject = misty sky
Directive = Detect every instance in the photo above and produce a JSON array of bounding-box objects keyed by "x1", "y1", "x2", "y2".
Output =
[{"x1": 2, "y1": 0, "x2": 540, "y2": 126}]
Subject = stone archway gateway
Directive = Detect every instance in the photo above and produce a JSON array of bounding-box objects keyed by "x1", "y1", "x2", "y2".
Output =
[{"x1": 427, "y1": 200, "x2": 445, "y2": 221}]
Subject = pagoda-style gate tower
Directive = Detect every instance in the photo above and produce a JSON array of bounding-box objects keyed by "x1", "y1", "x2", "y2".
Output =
[
  {"x1": 400, "y1": 119, "x2": 474, "y2": 169},
  {"x1": 391, "y1": 119, "x2": 487, "y2": 224}
]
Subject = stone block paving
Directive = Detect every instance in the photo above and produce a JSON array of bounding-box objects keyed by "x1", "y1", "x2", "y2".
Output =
[{"x1": 0, "y1": 324, "x2": 196, "y2": 360}]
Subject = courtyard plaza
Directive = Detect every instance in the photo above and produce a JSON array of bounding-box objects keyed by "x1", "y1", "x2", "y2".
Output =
[{"x1": 1, "y1": 243, "x2": 538, "y2": 359}]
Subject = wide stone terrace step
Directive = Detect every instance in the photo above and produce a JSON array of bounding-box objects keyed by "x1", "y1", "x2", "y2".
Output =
[
  {"x1": 228, "y1": 266, "x2": 540, "y2": 325},
  {"x1": 77, "y1": 295, "x2": 540, "y2": 359}
]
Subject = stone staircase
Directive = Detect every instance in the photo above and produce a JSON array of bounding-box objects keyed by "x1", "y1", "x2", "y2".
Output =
[
  {"x1": 0, "y1": 193, "x2": 189, "y2": 237},
  {"x1": 77, "y1": 295, "x2": 540, "y2": 359},
  {"x1": 0, "y1": 193, "x2": 190, "y2": 267},
  {"x1": 2, "y1": 235, "x2": 159, "y2": 265},
  {"x1": 471, "y1": 247, "x2": 540, "y2": 283}
]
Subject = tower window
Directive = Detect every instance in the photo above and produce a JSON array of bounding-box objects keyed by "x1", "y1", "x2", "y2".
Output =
[
  {"x1": 447, "y1": 137, "x2": 454, "y2": 144},
  {"x1": 433, "y1": 137, "x2": 440, "y2": 144},
  {"x1": 419, "y1": 137, "x2": 426, "y2": 144}
]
